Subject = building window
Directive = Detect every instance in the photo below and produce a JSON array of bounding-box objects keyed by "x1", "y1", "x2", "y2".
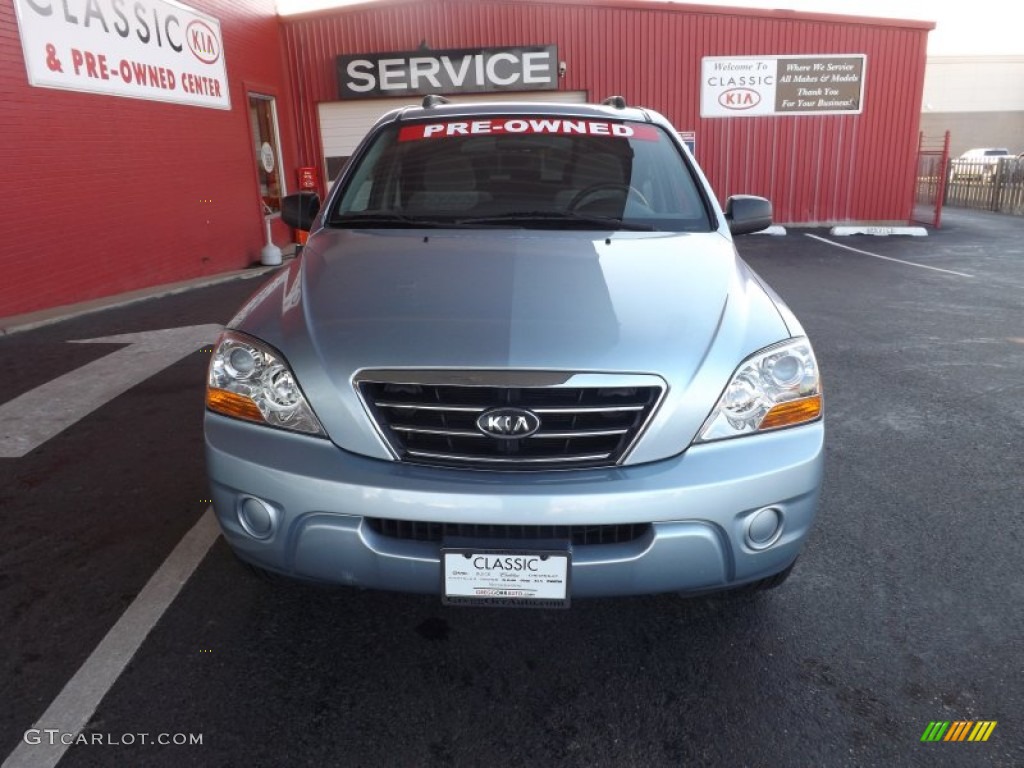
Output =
[
  {"x1": 249, "y1": 94, "x2": 284, "y2": 214},
  {"x1": 326, "y1": 156, "x2": 350, "y2": 183}
]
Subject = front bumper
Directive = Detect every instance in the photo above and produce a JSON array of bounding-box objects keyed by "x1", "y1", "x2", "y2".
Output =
[{"x1": 205, "y1": 413, "x2": 824, "y2": 597}]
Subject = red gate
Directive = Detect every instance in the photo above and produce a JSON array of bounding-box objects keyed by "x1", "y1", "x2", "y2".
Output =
[{"x1": 911, "y1": 131, "x2": 951, "y2": 229}]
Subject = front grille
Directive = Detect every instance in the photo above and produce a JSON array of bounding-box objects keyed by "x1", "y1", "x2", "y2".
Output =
[
  {"x1": 366, "y1": 518, "x2": 651, "y2": 547},
  {"x1": 358, "y1": 377, "x2": 663, "y2": 470}
]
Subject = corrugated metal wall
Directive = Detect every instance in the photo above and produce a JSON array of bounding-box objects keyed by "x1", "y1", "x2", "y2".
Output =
[
  {"x1": 281, "y1": 0, "x2": 931, "y2": 224},
  {"x1": 1, "y1": 0, "x2": 294, "y2": 317}
]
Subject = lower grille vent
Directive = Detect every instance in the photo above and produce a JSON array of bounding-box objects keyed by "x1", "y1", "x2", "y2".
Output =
[{"x1": 366, "y1": 518, "x2": 651, "y2": 547}]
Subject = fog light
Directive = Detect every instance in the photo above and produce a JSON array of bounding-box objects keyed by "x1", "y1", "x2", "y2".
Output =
[
  {"x1": 238, "y1": 497, "x2": 277, "y2": 540},
  {"x1": 746, "y1": 507, "x2": 783, "y2": 549}
]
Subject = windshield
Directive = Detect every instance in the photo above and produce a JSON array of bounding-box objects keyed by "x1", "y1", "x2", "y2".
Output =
[{"x1": 329, "y1": 117, "x2": 713, "y2": 232}]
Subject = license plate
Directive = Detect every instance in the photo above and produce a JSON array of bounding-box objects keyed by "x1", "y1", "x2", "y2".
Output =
[{"x1": 442, "y1": 548, "x2": 571, "y2": 608}]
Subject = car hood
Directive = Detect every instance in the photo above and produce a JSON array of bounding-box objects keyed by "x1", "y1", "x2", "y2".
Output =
[{"x1": 229, "y1": 228, "x2": 794, "y2": 463}]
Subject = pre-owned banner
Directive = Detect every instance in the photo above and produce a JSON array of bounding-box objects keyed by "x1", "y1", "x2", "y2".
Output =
[
  {"x1": 13, "y1": 0, "x2": 230, "y2": 110},
  {"x1": 701, "y1": 54, "x2": 866, "y2": 118}
]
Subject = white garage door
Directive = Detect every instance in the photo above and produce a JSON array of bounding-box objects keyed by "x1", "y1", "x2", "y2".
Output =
[{"x1": 318, "y1": 91, "x2": 588, "y2": 182}]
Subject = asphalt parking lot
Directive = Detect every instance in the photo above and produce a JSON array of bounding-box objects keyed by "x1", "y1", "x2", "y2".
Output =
[{"x1": 1, "y1": 207, "x2": 1022, "y2": 767}]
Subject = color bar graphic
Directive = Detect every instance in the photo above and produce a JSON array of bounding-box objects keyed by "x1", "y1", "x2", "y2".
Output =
[
  {"x1": 968, "y1": 722, "x2": 998, "y2": 742},
  {"x1": 944, "y1": 722, "x2": 972, "y2": 741},
  {"x1": 921, "y1": 721, "x2": 997, "y2": 742}
]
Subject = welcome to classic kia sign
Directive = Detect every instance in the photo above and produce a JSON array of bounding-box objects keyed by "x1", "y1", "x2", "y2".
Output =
[
  {"x1": 13, "y1": 0, "x2": 230, "y2": 109},
  {"x1": 701, "y1": 54, "x2": 865, "y2": 118},
  {"x1": 336, "y1": 46, "x2": 559, "y2": 99}
]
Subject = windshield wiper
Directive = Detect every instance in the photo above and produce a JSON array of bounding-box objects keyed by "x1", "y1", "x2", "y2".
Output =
[
  {"x1": 328, "y1": 212, "x2": 466, "y2": 229},
  {"x1": 455, "y1": 211, "x2": 656, "y2": 231}
]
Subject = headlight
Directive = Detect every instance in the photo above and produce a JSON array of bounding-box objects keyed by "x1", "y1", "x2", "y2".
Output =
[
  {"x1": 206, "y1": 332, "x2": 325, "y2": 436},
  {"x1": 696, "y1": 338, "x2": 822, "y2": 442}
]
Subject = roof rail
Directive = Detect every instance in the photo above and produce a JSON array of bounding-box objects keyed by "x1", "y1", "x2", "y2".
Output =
[
  {"x1": 422, "y1": 94, "x2": 450, "y2": 108},
  {"x1": 602, "y1": 95, "x2": 627, "y2": 109}
]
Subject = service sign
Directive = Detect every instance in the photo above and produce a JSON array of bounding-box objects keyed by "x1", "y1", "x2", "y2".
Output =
[
  {"x1": 337, "y1": 45, "x2": 558, "y2": 99},
  {"x1": 13, "y1": 0, "x2": 230, "y2": 110},
  {"x1": 701, "y1": 54, "x2": 865, "y2": 118}
]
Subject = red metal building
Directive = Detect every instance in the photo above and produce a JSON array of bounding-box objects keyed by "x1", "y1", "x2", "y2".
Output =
[
  {"x1": 1, "y1": 0, "x2": 297, "y2": 318},
  {"x1": 1, "y1": 0, "x2": 933, "y2": 318},
  {"x1": 282, "y1": 0, "x2": 933, "y2": 226}
]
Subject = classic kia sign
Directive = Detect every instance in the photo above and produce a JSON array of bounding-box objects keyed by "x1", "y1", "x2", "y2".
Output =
[
  {"x1": 12, "y1": 0, "x2": 230, "y2": 109},
  {"x1": 336, "y1": 45, "x2": 559, "y2": 99},
  {"x1": 701, "y1": 54, "x2": 865, "y2": 118}
]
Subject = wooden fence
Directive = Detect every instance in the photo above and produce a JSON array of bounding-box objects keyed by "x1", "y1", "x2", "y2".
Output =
[{"x1": 938, "y1": 158, "x2": 1024, "y2": 216}]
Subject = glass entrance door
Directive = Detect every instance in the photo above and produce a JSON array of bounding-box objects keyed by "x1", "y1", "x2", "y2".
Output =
[{"x1": 249, "y1": 94, "x2": 284, "y2": 215}]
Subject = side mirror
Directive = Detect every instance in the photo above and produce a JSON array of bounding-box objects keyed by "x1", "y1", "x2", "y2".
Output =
[
  {"x1": 724, "y1": 195, "x2": 772, "y2": 236},
  {"x1": 281, "y1": 192, "x2": 321, "y2": 232}
]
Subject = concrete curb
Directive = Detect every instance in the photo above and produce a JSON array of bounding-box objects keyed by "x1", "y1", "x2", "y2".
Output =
[
  {"x1": 830, "y1": 226, "x2": 928, "y2": 237},
  {"x1": 0, "y1": 265, "x2": 281, "y2": 337},
  {"x1": 752, "y1": 226, "x2": 788, "y2": 236}
]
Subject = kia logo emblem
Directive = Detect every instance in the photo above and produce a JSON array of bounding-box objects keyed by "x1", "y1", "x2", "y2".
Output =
[
  {"x1": 187, "y1": 20, "x2": 221, "y2": 65},
  {"x1": 719, "y1": 88, "x2": 761, "y2": 110},
  {"x1": 476, "y1": 408, "x2": 541, "y2": 439}
]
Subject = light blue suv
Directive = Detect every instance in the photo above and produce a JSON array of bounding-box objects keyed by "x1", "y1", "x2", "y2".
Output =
[{"x1": 205, "y1": 97, "x2": 823, "y2": 607}]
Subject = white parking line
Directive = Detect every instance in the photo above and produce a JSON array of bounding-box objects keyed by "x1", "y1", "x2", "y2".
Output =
[
  {"x1": 2, "y1": 509, "x2": 220, "y2": 768},
  {"x1": 805, "y1": 234, "x2": 974, "y2": 278},
  {"x1": 0, "y1": 324, "x2": 222, "y2": 458}
]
